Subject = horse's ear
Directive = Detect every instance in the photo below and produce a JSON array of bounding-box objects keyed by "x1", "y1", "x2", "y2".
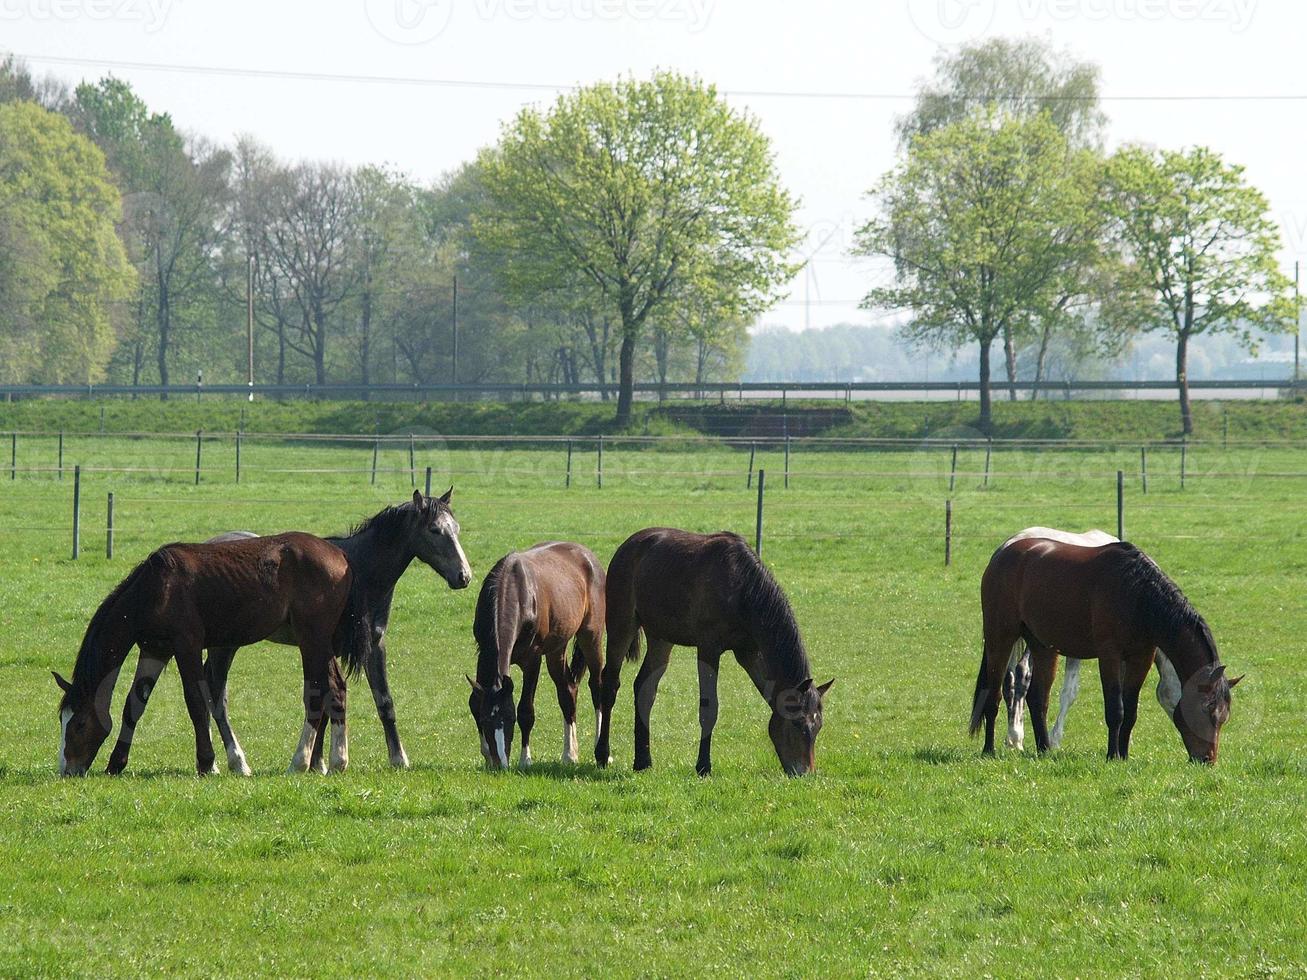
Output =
[
  {"x1": 817, "y1": 678, "x2": 835, "y2": 699},
  {"x1": 465, "y1": 673, "x2": 482, "y2": 692},
  {"x1": 1227, "y1": 673, "x2": 1245, "y2": 689},
  {"x1": 1211, "y1": 663, "x2": 1227, "y2": 681},
  {"x1": 797, "y1": 677, "x2": 813, "y2": 693},
  {"x1": 52, "y1": 671, "x2": 72, "y2": 694},
  {"x1": 440, "y1": 485, "x2": 453, "y2": 504},
  {"x1": 412, "y1": 489, "x2": 424, "y2": 508}
]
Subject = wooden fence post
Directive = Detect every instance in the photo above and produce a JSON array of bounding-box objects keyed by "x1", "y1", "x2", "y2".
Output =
[
  {"x1": 747, "y1": 442, "x2": 756, "y2": 489},
  {"x1": 784, "y1": 436, "x2": 791, "y2": 489},
  {"x1": 597, "y1": 435, "x2": 604, "y2": 489},
  {"x1": 755, "y1": 469, "x2": 766, "y2": 555},
  {"x1": 949, "y1": 444, "x2": 958, "y2": 493},
  {"x1": 425, "y1": 466, "x2": 432, "y2": 498},
  {"x1": 1180, "y1": 442, "x2": 1187, "y2": 490},
  {"x1": 370, "y1": 434, "x2": 379, "y2": 486},
  {"x1": 945, "y1": 499, "x2": 952, "y2": 566},
  {"x1": 72, "y1": 465, "x2": 81, "y2": 560},
  {"x1": 1117, "y1": 470, "x2": 1125, "y2": 541},
  {"x1": 235, "y1": 430, "x2": 242, "y2": 485},
  {"x1": 409, "y1": 434, "x2": 416, "y2": 488},
  {"x1": 58, "y1": 430, "x2": 64, "y2": 481},
  {"x1": 9, "y1": 432, "x2": 15, "y2": 480},
  {"x1": 194, "y1": 430, "x2": 202, "y2": 486},
  {"x1": 106, "y1": 491, "x2": 114, "y2": 559},
  {"x1": 983, "y1": 440, "x2": 992, "y2": 488},
  {"x1": 565, "y1": 439, "x2": 573, "y2": 488},
  {"x1": 1140, "y1": 446, "x2": 1148, "y2": 495}
]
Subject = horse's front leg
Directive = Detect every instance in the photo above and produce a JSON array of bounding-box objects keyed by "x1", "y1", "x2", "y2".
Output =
[
  {"x1": 175, "y1": 644, "x2": 217, "y2": 775},
  {"x1": 1099, "y1": 654, "x2": 1125, "y2": 760},
  {"x1": 696, "y1": 649, "x2": 723, "y2": 777},
  {"x1": 516, "y1": 653, "x2": 542, "y2": 770},
  {"x1": 1116, "y1": 651, "x2": 1154, "y2": 761},
  {"x1": 632, "y1": 639, "x2": 673, "y2": 772},
  {"x1": 204, "y1": 646, "x2": 251, "y2": 775},
  {"x1": 106, "y1": 650, "x2": 169, "y2": 775},
  {"x1": 364, "y1": 629, "x2": 409, "y2": 768}
]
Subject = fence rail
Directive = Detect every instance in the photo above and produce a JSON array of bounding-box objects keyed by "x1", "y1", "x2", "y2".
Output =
[{"x1": 0, "y1": 377, "x2": 1304, "y2": 401}]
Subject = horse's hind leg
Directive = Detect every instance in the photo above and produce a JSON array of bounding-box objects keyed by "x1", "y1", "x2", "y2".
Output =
[
  {"x1": 327, "y1": 656, "x2": 348, "y2": 773},
  {"x1": 973, "y1": 629, "x2": 1018, "y2": 756},
  {"x1": 516, "y1": 653, "x2": 542, "y2": 769},
  {"x1": 695, "y1": 648, "x2": 724, "y2": 777},
  {"x1": 632, "y1": 638, "x2": 673, "y2": 772},
  {"x1": 574, "y1": 624, "x2": 605, "y2": 763},
  {"x1": 1024, "y1": 640, "x2": 1058, "y2": 754},
  {"x1": 596, "y1": 621, "x2": 638, "y2": 769},
  {"x1": 546, "y1": 645, "x2": 579, "y2": 765},
  {"x1": 204, "y1": 646, "x2": 251, "y2": 775},
  {"x1": 290, "y1": 639, "x2": 333, "y2": 774},
  {"x1": 106, "y1": 648, "x2": 169, "y2": 775}
]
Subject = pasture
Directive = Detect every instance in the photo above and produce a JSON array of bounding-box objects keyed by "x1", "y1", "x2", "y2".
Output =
[{"x1": 1, "y1": 427, "x2": 1305, "y2": 975}]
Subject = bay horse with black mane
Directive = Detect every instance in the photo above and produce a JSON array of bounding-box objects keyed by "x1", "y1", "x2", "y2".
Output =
[
  {"x1": 970, "y1": 538, "x2": 1241, "y2": 763},
  {"x1": 467, "y1": 541, "x2": 605, "y2": 770},
  {"x1": 55, "y1": 532, "x2": 370, "y2": 776},
  {"x1": 202, "y1": 488, "x2": 471, "y2": 774},
  {"x1": 595, "y1": 528, "x2": 833, "y2": 777}
]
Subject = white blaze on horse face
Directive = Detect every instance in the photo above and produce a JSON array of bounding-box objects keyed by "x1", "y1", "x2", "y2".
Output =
[
  {"x1": 59, "y1": 707, "x2": 72, "y2": 775},
  {"x1": 289, "y1": 720, "x2": 318, "y2": 773},
  {"x1": 1155, "y1": 652, "x2": 1183, "y2": 714},
  {"x1": 563, "y1": 720, "x2": 578, "y2": 764},
  {"x1": 438, "y1": 511, "x2": 472, "y2": 585},
  {"x1": 493, "y1": 729, "x2": 508, "y2": 770},
  {"x1": 1049, "y1": 657, "x2": 1083, "y2": 749}
]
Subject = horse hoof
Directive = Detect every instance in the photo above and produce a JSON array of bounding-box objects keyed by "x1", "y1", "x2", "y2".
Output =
[
  {"x1": 198, "y1": 762, "x2": 218, "y2": 776},
  {"x1": 389, "y1": 751, "x2": 410, "y2": 770},
  {"x1": 696, "y1": 765, "x2": 711, "y2": 778},
  {"x1": 634, "y1": 757, "x2": 653, "y2": 772}
]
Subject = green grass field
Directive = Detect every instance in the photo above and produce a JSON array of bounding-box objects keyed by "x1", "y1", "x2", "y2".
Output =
[{"x1": 1, "y1": 414, "x2": 1305, "y2": 976}]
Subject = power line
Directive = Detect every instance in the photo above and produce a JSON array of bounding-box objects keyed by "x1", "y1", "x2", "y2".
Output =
[{"x1": 19, "y1": 53, "x2": 1307, "y2": 103}]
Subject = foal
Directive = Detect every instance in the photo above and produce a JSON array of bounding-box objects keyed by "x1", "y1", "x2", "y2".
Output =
[{"x1": 467, "y1": 542, "x2": 605, "y2": 770}]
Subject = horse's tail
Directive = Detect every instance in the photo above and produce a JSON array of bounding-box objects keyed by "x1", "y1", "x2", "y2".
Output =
[
  {"x1": 336, "y1": 568, "x2": 373, "y2": 679},
  {"x1": 968, "y1": 648, "x2": 990, "y2": 737},
  {"x1": 623, "y1": 627, "x2": 643, "y2": 663}
]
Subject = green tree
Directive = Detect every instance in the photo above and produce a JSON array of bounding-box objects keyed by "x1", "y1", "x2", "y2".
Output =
[
  {"x1": 897, "y1": 37, "x2": 1107, "y2": 398},
  {"x1": 1104, "y1": 145, "x2": 1293, "y2": 436},
  {"x1": 474, "y1": 71, "x2": 799, "y2": 425},
  {"x1": 856, "y1": 111, "x2": 1104, "y2": 433},
  {"x1": 0, "y1": 101, "x2": 134, "y2": 383}
]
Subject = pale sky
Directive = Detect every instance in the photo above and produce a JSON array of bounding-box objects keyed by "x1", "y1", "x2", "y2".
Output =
[{"x1": 5, "y1": 0, "x2": 1305, "y2": 331}]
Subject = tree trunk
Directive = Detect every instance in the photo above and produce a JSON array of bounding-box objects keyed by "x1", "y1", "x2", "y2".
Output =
[
  {"x1": 1002, "y1": 323, "x2": 1017, "y2": 402},
  {"x1": 156, "y1": 291, "x2": 170, "y2": 401},
  {"x1": 1176, "y1": 330, "x2": 1192, "y2": 436},
  {"x1": 1031, "y1": 321, "x2": 1053, "y2": 401},
  {"x1": 978, "y1": 339, "x2": 993, "y2": 435},
  {"x1": 313, "y1": 308, "x2": 328, "y2": 386},
  {"x1": 359, "y1": 291, "x2": 372, "y2": 401},
  {"x1": 615, "y1": 328, "x2": 637, "y2": 427},
  {"x1": 654, "y1": 328, "x2": 669, "y2": 402}
]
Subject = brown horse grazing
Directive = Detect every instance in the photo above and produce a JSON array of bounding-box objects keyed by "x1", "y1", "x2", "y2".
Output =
[
  {"x1": 596, "y1": 528, "x2": 833, "y2": 777},
  {"x1": 467, "y1": 542, "x2": 605, "y2": 770},
  {"x1": 970, "y1": 538, "x2": 1242, "y2": 763},
  {"x1": 54, "y1": 533, "x2": 370, "y2": 776}
]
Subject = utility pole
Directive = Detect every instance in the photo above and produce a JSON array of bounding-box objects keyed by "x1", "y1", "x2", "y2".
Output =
[{"x1": 246, "y1": 253, "x2": 255, "y2": 401}]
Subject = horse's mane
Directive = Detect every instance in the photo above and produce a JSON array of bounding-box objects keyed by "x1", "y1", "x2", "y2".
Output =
[
  {"x1": 732, "y1": 541, "x2": 811, "y2": 684},
  {"x1": 1116, "y1": 544, "x2": 1218, "y2": 660},
  {"x1": 64, "y1": 548, "x2": 174, "y2": 705},
  {"x1": 472, "y1": 554, "x2": 509, "y2": 684},
  {"x1": 346, "y1": 500, "x2": 423, "y2": 543}
]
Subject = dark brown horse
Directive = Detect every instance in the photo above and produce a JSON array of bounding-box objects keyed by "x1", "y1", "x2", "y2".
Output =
[
  {"x1": 202, "y1": 489, "x2": 471, "y2": 775},
  {"x1": 467, "y1": 542, "x2": 605, "y2": 770},
  {"x1": 596, "y1": 528, "x2": 833, "y2": 777},
  {"x1": 970, "y1": 538, "x2": 1242, "y2": 763},
  {"x1": 55, "y1": 532, "x2": 369, "y2": 776}
]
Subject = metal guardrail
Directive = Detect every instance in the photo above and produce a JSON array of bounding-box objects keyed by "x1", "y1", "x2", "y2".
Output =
[{"x1": 0, "y1": 378, "x2": 1303, "y2": 399}]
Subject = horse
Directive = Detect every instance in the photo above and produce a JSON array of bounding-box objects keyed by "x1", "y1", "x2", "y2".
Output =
[
  {"x1": 201, "y1": 488, "x2": 471, "y2": 775},
  {"x1": 54, "y1": 532, "x2": 370, "y2": 776},
  {"x1": 997, "y1": 527, "x2": 1180, "y2": 752},
  {"x1": 969, "y1": 538, "x2": 1242, "y2": 762},
  {"x1": 466, "y1": 542, "x2": 605, "y2": 770},
  {"x1": 595, "y1": 527, "x2": 833, "y2": 777}
]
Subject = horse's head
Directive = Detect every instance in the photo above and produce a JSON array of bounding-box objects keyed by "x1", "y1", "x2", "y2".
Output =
[
  {"x1": 1170, "y1": 663, "x2": 1242, "y2": 764},
  {"x1": 53, "y1": 671, "x2": 111, "y2": 776},
  {"x1": 768, "y1": 677, "x2": 834, "y2": 776},
  {"x1": 467, "y1": 673, "x2": 515, "y2": 769},
  {"x1": 409, "y1": 488, "x2": 472, "y2": 589}
]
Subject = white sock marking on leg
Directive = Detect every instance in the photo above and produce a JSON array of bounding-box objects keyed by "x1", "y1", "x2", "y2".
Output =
[
  {"x1": 519, "y1": 743, "x2": 533, "y2": 770},
  {"x1": 329, "y1": 720, "x2": 349, "y2": 772},
  {"x1": 1050, "y1": 658, "x2": 1081, "y2": 749},
  {"x1": 563, "y1": 720, "x2": 578, "y2": 764},
  {"x1": 289, "y1": 720, "x2": 317, "y2": 773}
]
